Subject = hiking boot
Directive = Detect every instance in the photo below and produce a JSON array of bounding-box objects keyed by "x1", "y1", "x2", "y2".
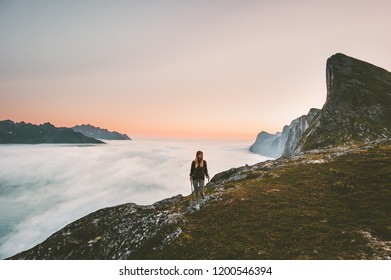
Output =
[
  {"x1": 195, "y1": 204, "x2": 200, "y2": 211},
  {"x1": 200, "y1": 199, "x2": 205, "y2": 206}
]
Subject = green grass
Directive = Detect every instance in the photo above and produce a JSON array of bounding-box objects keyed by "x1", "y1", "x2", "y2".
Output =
[{"x1": 136, "y1": 142, "x2": 391, "y2": 259}]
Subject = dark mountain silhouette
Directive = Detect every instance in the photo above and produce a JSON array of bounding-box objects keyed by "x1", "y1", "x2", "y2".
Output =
[
  {"x1": 0, "y1": 120, "x2": 104, "y2": 144},
  {"x1": 72, "y1": 124, "x2": 131, "y2": 140}
]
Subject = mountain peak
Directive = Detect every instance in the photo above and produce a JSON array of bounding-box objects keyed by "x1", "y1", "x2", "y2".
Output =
[
  {"x1": 72, "y1": 124, "x2": 131, "y2": 140},
  {"x1": 295, "y1": 54, "x2": 391, "y2": 153}
]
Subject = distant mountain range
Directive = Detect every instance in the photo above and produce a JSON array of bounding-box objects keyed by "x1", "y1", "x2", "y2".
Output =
[
  {"x1": 72, "y1": 124, "x2": 131, "y2": 140},
  {"x1": 0, "y1": 120, "x2": 104, "y2": 144},
  {"x1": 0, "y1": 121, "x2": 132, "y2": 144}
]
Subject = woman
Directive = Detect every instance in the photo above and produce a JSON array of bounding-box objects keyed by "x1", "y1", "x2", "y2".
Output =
[{"x1": 189, "y1": 150, "x2": 210, "y2": 211}]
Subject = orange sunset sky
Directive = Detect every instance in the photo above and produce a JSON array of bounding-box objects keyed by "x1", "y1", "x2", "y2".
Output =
[{"x1": 1, "y1": 0, "x2": 391, "y2": 140}]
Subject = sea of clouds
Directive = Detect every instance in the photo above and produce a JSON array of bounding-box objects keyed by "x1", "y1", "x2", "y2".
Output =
[{"x1": 0, "y1": 139, "x2": 270, "y2": 259}]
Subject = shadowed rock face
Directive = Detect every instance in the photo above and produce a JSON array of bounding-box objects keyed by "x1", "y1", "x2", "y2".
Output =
[
  {"x1": 282, "y1": 108, "x2": 320, "y2": 156},
  {"x1": 249, "y1": 131, "x2": 282, "y2": 158},
  {"x1": 250, "y1": 108, "x2": 320, "y2": 158},
  {"x1": 295, "y1": 53, "x2": 391, "y2": 153}
]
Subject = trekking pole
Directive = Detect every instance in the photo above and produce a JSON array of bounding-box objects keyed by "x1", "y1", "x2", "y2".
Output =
[{"x1": 190, "y1": 179, "x2": 194, "y2": 205}]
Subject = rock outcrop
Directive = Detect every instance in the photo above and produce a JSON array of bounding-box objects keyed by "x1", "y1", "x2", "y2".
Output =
[
  {"x1": 250, "y1": 108, "x2": 320, "y2": 158},
  {"x1": 8, "y1": 196, "x2": 187, "y2": 260},
  {"x1": 72, "y1": 124, "x2": 131, "y2": 140},
  {"x1": 7, "y1": 185, "x2": 226, "y2": 260},
  {"x1": 0, "y1": 120, "x2": 104, "y2": 144},
  {"x1": 295, "y1": 53, "x2": 391, "y2": 153},
  {"x1": 249, "y1": 131, "x2": 282, "y2": 158},
  {"x1": 282, "y1": 108, "x2": 320, "y2": 156}
]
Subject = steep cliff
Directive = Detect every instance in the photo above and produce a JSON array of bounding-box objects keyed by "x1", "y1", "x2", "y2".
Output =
[
  {"x1": 295, "y1": 53, "x2": 391, "y2": 153},
  {"x1": 249, "y1": 131, "x2": 282, "y2": 158},
  {"x1": 281, "y1": 108, "x2": 320, "y2": 156},
  {"x1": 250, "y1": 108, "x2": 320, "y2": 158}
]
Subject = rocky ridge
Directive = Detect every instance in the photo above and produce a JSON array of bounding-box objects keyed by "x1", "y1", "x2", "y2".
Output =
[
  {"x1": 8, "y1": 139, "x2": 391, "y2": 260},
  {"x1": 72, "y1": 124, "x2": 131, "y2": 140},
  {"x1": 250, "y1": 108, "x2": 320, "y2": 158},
  {"x1": 295, "y1": 53, "x2": 391, "y2": 153}
]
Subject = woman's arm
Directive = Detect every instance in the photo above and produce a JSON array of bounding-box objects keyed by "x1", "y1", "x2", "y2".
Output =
[{"x1": 189, "y1": 161, "x2": 195, "y2": 180}]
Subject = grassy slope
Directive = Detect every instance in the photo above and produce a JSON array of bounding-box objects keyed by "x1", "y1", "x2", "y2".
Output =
[{"x1": 135, "y1": 142, "x2": 391, "y2": 259}]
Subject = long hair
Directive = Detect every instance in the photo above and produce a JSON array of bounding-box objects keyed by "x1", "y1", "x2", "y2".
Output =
[{"x1": 194, "y1": 151, "x2": 204, "y2": 168}]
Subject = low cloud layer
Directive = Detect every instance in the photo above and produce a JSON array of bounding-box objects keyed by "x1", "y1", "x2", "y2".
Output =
[{"x1": 0, "y1": 139, "x2": 269, "y2": 259}]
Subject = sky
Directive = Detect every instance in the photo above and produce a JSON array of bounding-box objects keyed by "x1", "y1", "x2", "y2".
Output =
[
  {"x1": 1, "y1": 0, "x2": 391, "y2": 140},
  {"x1": 0, "y1": 139, "x2": 269, "y2": 259}
]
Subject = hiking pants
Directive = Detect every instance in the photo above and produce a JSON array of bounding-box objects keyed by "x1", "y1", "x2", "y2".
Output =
[{"x1": 192, "y1": 179, "x2": 205, "y2": 204}]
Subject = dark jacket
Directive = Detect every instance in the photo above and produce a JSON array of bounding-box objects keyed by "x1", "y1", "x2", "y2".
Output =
[{"x1": 190, "y1": 160, "x2": 209, "y2": 180}]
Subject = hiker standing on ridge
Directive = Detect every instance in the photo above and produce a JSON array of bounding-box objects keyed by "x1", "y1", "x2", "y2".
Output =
[{"x1": 190, "y1": 151, "x2": 210, "y2": 211}]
